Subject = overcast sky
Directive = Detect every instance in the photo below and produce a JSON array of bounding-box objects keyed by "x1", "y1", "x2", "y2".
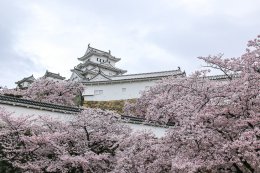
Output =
[{"x1": 0, "y1": 0, "x2": 259, "y2": 88}]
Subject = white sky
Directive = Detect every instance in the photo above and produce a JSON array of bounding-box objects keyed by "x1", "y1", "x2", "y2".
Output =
[{"x1": 0, "y1": 0, "x2": 259, "y2": 88}]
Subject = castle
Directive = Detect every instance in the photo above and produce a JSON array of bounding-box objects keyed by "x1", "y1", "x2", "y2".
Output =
[
  {"x1": 16, "y1": 45, "x2": 186, "y2": 101},
  {"x1": 70, "y1": 45, "x2": 185, "y2": 101}
]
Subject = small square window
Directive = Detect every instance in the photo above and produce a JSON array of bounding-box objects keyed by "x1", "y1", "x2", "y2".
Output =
[{"x1": 122, "y1": 88, "x2": 126, "y2": 92}]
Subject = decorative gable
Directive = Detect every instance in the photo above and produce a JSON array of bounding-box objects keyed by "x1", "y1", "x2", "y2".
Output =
[{"x1": 89, "y1": 73, "x2": 111, "y2": 82}]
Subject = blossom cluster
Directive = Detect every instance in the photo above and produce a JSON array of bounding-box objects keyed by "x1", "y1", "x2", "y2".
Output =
[
  {"x1": 0, "y1": 35, "x2": 259, "y2": 173},
  {"x1": 0, "y1": 78, "x2": 84, "y2": 106},
  {"x1": 124, "y1": 35, "x2": 260, "y2": 172}
]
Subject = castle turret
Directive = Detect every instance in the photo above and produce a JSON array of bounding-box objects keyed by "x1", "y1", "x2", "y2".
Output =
[{"x1": 70, "y1": 45, "x2": 127, "y2": 82}]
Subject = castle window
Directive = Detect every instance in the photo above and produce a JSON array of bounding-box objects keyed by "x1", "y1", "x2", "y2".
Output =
[
  {"x1": 97, "y1": 58, "x2": 98, "y2": 61},
  {"x1": 122, "y1": 88, "x2": 126, "y2": 92}
]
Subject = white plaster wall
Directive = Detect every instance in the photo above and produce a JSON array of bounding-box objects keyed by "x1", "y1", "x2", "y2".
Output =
[
  {"x1": 87, "y1": 55, "x2": 116, "y2": 66},
  {"x1": 124, "y1": 123, "x2": 167, "y2": 138},
  {"x1": 88, "y1": 55, "x2": 99, "y2": 63},
  {"x1": 0, "y1": 104, "x2": 167, "y2": 137},
  {"x1": 21, "y1": 81, "x2": 30, "y2": 88},
  {"x1": 23, "y1": 82, "x2": 28, "y2": 87},
  {"x1": 83, "y1": 80, "x2": 157, "y2": 101},
  {"x1": 0, "y1": 104, "x2": 74, "y2": 123}
]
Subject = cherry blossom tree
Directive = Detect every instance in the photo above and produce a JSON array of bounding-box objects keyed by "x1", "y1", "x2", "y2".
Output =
[
  {"x1": 0, "y1": 79, "x2": 84, "y2": 106},
  {"x1": 0, "y1": 108, "x2": 131, "y2": 173},
  {"x1": 0, "y1": 87, "x2": 25, "y2": 98},
  {"x1": 1, "y1": 35, "x2": 259, "y2": 173},
  {"x1": 23, "y1": 78, "x2": 84, "y2": 106},
  {"x1": 124, "y1": 35, "x2": 260, "y2": 172},
  {"x1": 113, "y1": 132, "x2": 172, "y2": 173}
]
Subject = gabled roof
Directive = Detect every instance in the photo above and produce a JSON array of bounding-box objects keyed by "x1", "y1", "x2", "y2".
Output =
[
  {"x1": 81, "y1": 69, "x2": 98, "y2": 75},
  {"x1": 206, "y1": 74, "x2": 239, "y2": 81},
  {"x1": 110, "y1": 69, "x2": 184, "y2": 81},
  {"x1": 70, "y1": 68, "x2": 87, "y2": 80},
  {"x1": 89, "y1": 70, "x2": 112, "y2": 81},
  {"x1": 83, "y1": 68, "x2": 185, "y2": 84},
  {"x1": 15, "y1": 75, "x2": 35, "y2": 85},
  {"x1": 78, "y1": 45, "x2": 121, "y2": 62},
  {"x1": 206, "y1": 75, "x2": 229, "y2": 80},
  {"x1": 77, "y1": 61, "x2": 127, "y2": 74},
  {"x1": 43, "y1": 70, "x2": 65, "y2": 80}
]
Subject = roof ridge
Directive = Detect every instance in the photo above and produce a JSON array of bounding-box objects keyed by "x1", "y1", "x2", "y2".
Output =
[
  {"x1": 15, "y1": 75, "x2": 35, "y2": 84},
  {"x1": 80, "y1": 45, "x2": 121, "y2": 61},
  {"x1": 44, "y1": 70, "x2": 65, "y2": 79},
  {"x1": 82, "y1": 61, "x2": 127, "y2": 73},
  {"x1": 0, "y1": 95, "x2": 82, "y2": 113},
  {"x1": 46, "y1": 70, "x2": 60, "y2": 75},
  {"x1": 114, "y1": 69, "x2": 182, "y2": 77},
  {"x1": 88, "y1": 46, "x2": 109, "y2": 54},
  {"x1": 205, "y1": 74, "x2": 239, "y2": 80}
]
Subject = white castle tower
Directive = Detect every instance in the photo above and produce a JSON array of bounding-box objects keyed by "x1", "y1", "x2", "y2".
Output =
[
  {"x1": 70, "y1": 44, "x2": 127, "y2": 82},
  {"x1": 70, "y1": 45, "x2": 185, "y2": 101}
]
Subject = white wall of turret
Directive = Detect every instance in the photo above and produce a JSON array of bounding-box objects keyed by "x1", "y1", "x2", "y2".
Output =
[
  {"x1": 83, "y1": 80, "x2": 157, "y2": 101},
  {"x1": 86, "y1": 55, "x2": 116, "y2": 66},
  {"x1": 20, "y1": 81, "x2": 30, "y2": 88}
]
